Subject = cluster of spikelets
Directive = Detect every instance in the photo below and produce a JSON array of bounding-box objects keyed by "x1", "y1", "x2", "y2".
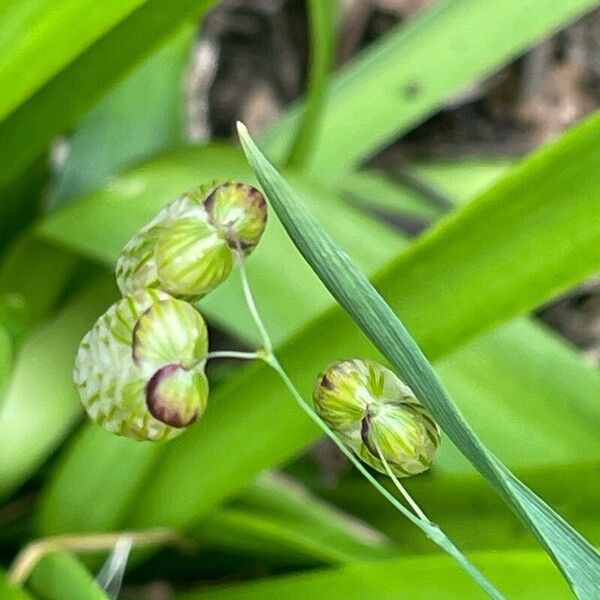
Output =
[
  {"x1": 74, "y1": 182, "x2": 268, "y2": 441},
  {"x1": 313, "y1": 359, "x2": 441, "y2": 477},
  {"x1": 74, "y1": 180, "x2": 441, "y2": 478}
]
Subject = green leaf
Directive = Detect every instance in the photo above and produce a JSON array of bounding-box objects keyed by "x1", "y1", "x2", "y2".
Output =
[
  {"x1": 285, "y1": 0, "x2": 338, "y2": 170},
  {"x1": 174, "y1": 549, "x2": 573, "y2": 600},
  {"x1": 342, "y1": 160, "x2": 513, "y2": 222},
  {"x1": 238, "y1": 122, "x2": 600, "y2": 596},
  {"x1": 0, "y1": 325, "x2": 13, "y2": 399},
  {"x1": 27, "y1": 552, "x2": 109, "y2": 600},
  {"x1": 262, "y1": 0, "x2": 600, "y2": 179},
  {"x1": 0, "y1": 0, "x2": 146, "y2": 122},
  {"x1": 0, "y1": 236, "x2": 78, "y2": 411},
  {"x1": 51, "y1": 23, "x2": 195, "y2": 206},
  {"x1": 339, "y1": 169, "x2": 440, "y2": 221},
  {"x1": 0, "y1": 274, "x2": 117, "y2": 499},
  {"x1": 0, "y1": 571, "x2": 32, "y2": 600},
  {"x1": 0, "y1": 237, "x2": 78, "y2": 340},
  {"x1": 0, "y1": 155, "x2": 49, "y2": 254},
  {"x1": 0, "y1": 0, "x2": 218, "y2": 190},
  {"x1": 411, "y1": 160, "x2": 513, "y2": 206},
  {"x1": 34, "y1": 425, "x2": 394, "y2": 568},
  {"x1": 193, "y1": 472, "x2": 395, "y2": 565}
]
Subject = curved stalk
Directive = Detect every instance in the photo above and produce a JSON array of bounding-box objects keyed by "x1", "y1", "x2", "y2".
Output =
[
  {"x1": 236, "y1": 254, "x2": 504, "y2": 599},
  {"x1": 9, "y1": 528, "x2": 183, "y2": 586},
  {"x1": 371, "y1": 435, "x2": 428, "y2": 522}
]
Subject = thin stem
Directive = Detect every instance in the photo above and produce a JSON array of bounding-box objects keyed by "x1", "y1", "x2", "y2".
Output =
[
  {"x1": 267, "y1": 356, "x2": 503, "y2": 600},
  {"x1": 371, "y1": 435, "x2": 428, "y2": 522},
  {"x1": 285, "y1": 0, "x2": 338, "y2": 171},
  {"x1": 206, "y1": 350, "x2": 260, "y2": 361},
  {"x1": 236, "y1": 255, "x2": 503, "y2": 599},
  {"x1": 9, "y1": 528, "x2": 184, "y2": 586},
  {"x1": 266, "y1": 357, "x2": 420, "y2": 522},
  {"x1": 236, "y1": 250, "x2": 272, "y2": 354},
  {"x1": 189, "y1": 350, "x2": 260, "y2": 370}
]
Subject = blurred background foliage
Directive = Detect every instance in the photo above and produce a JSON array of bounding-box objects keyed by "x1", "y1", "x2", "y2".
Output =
[{"x1": 0, "y1": 0, "x2": 599, "y2": 598}]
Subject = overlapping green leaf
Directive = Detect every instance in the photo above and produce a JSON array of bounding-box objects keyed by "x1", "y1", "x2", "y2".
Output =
[
  {"x1": 0, "y1": 275, "x2": 117, "y2": 498},
  {"x1": 51, "y1": 24, "x2": 194, "y2": 206},
  {"x1": 0, "y1": 327, "x2": 13, "y2": 397},
  {"x1": 0, "y1": 0, "x2": 218, "y2": 190},
  {"x1": 344, "y1": 160, "x2": 514, "y2": 222},
  {"x1": 27, "y1": 552, "x2": 109, "y2": 600},
  {"x1": 0, "y1": 238, "x2": 78, "y2": 340},
  {"x1": 193, "y1": 472, "x2": 394, "y2": 565},
  {"x1": 175, "y1": 549, "x2": 572, "y2": 600},
  {"x1": 411, "y1": 160, "x2": 512, "y2": 206},
  {"x1": 262, "y1": 0, "x2": 600, "y2": 179},
  {"x1": 340, "y1": 169, "x2": 441, "y2": 221},
  {"x1": 0, "y1": 0, "x2": 145, "y2": 122},
  {"x1": 238, "y1": 123, "x2": 600, "y2": 596},
  {"x1": 0, "y1": 156, "x2": 49, "y2": 254}
]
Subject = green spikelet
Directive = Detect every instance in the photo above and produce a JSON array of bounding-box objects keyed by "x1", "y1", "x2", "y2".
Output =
[
  {"x1": 203, "y1": 182, "x2": 267, "y2": 253},
  {"x1": 115, "y1": 182, "x2": 267, "y2": 301},
  {"x1": 74, "y1": 290, "x2": 209, "y2": 441},
  {"x1": 313, "y1": 359, "x2": 441, "y2": 477}
]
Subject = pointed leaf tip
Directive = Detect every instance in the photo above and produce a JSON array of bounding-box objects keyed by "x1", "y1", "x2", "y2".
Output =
[{"x1": 236, "y1": 121, "x2": 249, "y2": 139}]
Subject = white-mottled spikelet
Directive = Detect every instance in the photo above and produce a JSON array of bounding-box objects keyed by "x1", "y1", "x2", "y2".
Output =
[{"x1": 74, "y1": 289, "x2": 209, "y2": 441}]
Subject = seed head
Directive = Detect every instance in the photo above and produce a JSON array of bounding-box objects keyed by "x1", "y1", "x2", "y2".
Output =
[
  {"x1": 204, "y1": 182, "x2": 267, "y2": 253},
  {"x1": 313, "y1": 359, "x2": 441, "y2": 477},
  {"x1": 74, "y1": 290, "x2": 209, "y2": 441},
  {"x1": 115, "y1": 182, "x2": 267, "y2": 301}
]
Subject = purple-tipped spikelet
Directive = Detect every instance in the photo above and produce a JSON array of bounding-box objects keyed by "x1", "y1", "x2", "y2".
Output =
[
  {"x1": 115, "y1": 182, "x2": 267, "y2": 301},
  {"x1": 313, "y1": 359, "x2": 441, "y2": 477},
  {"x1": 74, "y1": 290, "x2": 209, "y2": 441}
]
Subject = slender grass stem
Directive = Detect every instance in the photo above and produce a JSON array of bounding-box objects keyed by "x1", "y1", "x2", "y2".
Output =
[
  {"x1": 206, "y1": 350, "x2": 260, "y2": 361},
  {"x1": 235, "y1": 256, "x2": 504, "y2": 599},
  {"x1": 285, "y1": 0, "x2": 338, "y2": 171},
  {"x1": 267, "y1": 356, "x2": 503, "y2": 600},
  {"x1": 190, "y1": 350, "x2": 260, "y2": 370},
  {"x1": 371, "y1": 435, "x2": 428, "y2": 522},
  {"x1": 8, "y1": 528, "x2": 184, "y2": 586},
  {"x1": 236, "y1": 250, "x2": 272, "y2": 354}
]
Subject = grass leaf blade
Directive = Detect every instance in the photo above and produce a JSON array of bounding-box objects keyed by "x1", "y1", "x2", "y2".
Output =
[
  {"x1": 175, "y1": 549, "x2": 572, "y2": 600},
  {"x1": 263, "y1": 0, "x2": 600, "y2": 180},
  {"x1": 285, "y1": 0, "x2": 338, "y2": 170},
  {"x1": 238, "y1": 122, "x2": 600, "y2": 597},
  {"x1": 0, "y1": 0, "x2": 218, "y2": 191}
]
